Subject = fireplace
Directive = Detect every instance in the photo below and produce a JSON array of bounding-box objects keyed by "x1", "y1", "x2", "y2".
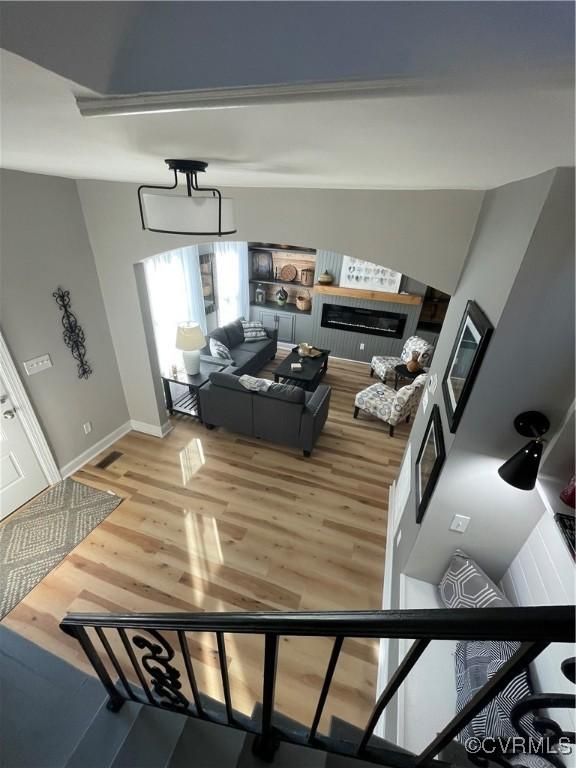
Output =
[{"x1": 321, "y1": 303, "x2": 407, "y2": 339}]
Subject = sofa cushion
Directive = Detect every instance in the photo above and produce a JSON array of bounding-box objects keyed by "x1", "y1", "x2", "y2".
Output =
[
  {"x1": 261, "y1": 383, "x2": 305, "y2": 404},
  {"x1": 210, "y1": 338, "x2": 233, "y2": 360},
  {"x1": 229, "y1": 349, "x2": 256, "y2": 370},
  {"x1": 438, "y1": 552, "x2": 512, "y2": 609},
  {"x1": 238, "y1": 375, "x2": 273, "y2": 392},
  {"x1": 209, "y1": 371, "x2": 248, "y2": 392},
  {"x1": 208, "y1": 326, "x2": 230, "y2": 348},
  {"x1": 223, "y1": 319, "x2": 245, "y2": 348},
  {"x1": 235, "y1": 339, "x2": 273, "y2": 355},
  {"x1": 241, "y1": 320, "x2": 268, "y2": 342}
]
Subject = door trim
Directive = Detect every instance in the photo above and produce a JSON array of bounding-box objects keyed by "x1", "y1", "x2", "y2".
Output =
[{"x1": 0, "y1": 328, "x2": 61, "y2": 486}]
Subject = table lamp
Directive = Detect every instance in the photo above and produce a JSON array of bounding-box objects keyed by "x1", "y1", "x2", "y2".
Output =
[{"x1": 175, "y1": 322, "x2": 206, "y2": 375}]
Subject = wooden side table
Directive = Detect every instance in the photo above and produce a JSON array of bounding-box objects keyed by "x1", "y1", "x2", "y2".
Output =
[{"x1": 161, "y1": 361, "x2": 226, "y2": 421}]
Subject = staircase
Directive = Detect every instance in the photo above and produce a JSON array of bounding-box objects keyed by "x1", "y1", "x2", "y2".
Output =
[{"x1": 2, "y1": 607, "x2": 573, "y2": 767}]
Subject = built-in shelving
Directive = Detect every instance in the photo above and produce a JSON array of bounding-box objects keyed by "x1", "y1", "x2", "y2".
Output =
[
  {"x1": 250, "y1": 301, "x2": 311, "y2": 316},
  {"x1": 314, "y1": 284, "x2": 422, "y2": 305},
  {"x1": 249, "y1": 279, "x2": 313, "y2": 289}
]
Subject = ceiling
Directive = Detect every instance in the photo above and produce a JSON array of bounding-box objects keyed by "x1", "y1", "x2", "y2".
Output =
[{"x1": 0, "y1": 2, "x2": 574, "y2": 190}]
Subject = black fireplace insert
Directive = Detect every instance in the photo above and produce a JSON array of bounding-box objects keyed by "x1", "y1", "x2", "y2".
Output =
[{"x1": 321, "y1": 303, "x2": 407, "y2": 339}]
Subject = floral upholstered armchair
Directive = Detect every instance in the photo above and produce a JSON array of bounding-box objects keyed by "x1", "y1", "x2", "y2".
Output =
[
  {"x1": 370, "y1": 336, "x2": 434, "y2": 382},
  {"x1": 354, "y1": 373, "x2": 427, "y2": 436}
]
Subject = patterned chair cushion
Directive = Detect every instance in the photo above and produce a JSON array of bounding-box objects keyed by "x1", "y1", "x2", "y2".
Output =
[
  {"x1": 371, "y1": 355, "x2": 402, "y2": 381},
  {"x1": 355, "y1": 374, "x2": 427, "y2": 425},
  {"x1": 401, "y1": 335, "x2": 434, "y2": 366},
  {"x1": 371, "y1": 337, "x2": 433, "y2": 381}
]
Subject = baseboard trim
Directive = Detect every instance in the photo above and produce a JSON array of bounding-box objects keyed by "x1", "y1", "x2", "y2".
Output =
[
  {"x1": 59, "y1": 421, "x2": 132, "y2": 478},
  {"x1": 130, "y1": 419, "x2": 173, "y2": 438}
]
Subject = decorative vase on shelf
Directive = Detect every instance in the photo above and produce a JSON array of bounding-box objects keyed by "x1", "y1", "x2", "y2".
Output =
[
  {"x1": 318, "y1": 271, "x2": 334, "y2": 285},
  {"x1": 406, "y1": 351, "x2": 421, "y2": 373},
  {"x1": 275, "y1": 287, "x2": 288, "y2": 307},
  {"x1": 255, "y1": 284, "x2": 266, "y2": 305}
]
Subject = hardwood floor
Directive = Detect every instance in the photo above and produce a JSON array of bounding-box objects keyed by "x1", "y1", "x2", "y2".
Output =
[{"x1": 3, "y1": 351, "x2": 410, "y2": 732}]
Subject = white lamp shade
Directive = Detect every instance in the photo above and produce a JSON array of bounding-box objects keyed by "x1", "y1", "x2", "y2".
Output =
[
  {"x1": 175, "y1": 322, "x2": 206, "y2": 351},
  {"x1": 142, "y1": 192, "x2": 236, "y2": 235}
]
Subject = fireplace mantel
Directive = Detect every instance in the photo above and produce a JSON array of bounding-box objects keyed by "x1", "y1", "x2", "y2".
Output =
[{"x1": 314, "y1": 284, "x2": 422, "y2": 305}]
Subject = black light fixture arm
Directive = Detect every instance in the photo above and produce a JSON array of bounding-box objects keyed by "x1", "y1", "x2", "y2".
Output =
[{"x1": 137, "y1": 160, "x2": 227, "y2": 236}]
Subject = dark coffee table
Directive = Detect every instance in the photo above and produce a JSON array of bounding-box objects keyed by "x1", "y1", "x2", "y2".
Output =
[
  {"x1": 394, "y1": 363, "x2": 424, "y2": 389},
  {"x1": 273, "y1": 347, "x2": 330, "y2": 391},
  {"x1": 161, "y1": 360, "x2": 226, "y2": 420}
]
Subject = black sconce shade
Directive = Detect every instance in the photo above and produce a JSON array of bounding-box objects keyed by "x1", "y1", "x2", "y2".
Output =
[
  {"x1": 498, "y1": 411, "x2": 549, "y2": 491},
  {"x1": 498, "y1": 439, "x2": 544, "y2": 491}
]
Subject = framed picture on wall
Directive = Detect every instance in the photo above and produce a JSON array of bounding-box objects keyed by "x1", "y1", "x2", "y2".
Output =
[
  {"x1": 339, "y1": 256, "x2": 402, "y2": 292},
  {"x1": 442, "y1": 299, "x2": 494, "y2": 433},
  {"x1": 415, "y1": 405, "x2": 446, "y2": 524}
]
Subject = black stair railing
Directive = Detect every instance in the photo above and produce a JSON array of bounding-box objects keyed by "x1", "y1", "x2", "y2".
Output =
[{"x1": 60, "y1": 607, "x2": 575, "y2": 768}]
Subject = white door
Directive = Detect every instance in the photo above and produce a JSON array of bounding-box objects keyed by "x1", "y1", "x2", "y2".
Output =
[{"x1": 0, "y1": 375, "x2": 48, "y2": 520}]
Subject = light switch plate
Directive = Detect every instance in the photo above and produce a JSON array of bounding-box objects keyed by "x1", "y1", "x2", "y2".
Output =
[
  {"x1": 23, "y1": 354, "x2": 52, "y2": 375},
  {"x1": 450, "y1": 514, "x2": 471, "y2": 533}
]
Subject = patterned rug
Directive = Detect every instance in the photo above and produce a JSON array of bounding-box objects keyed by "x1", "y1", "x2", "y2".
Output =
[{"x1": 0, "y1": 478, "x2": 122, "y2": 619}]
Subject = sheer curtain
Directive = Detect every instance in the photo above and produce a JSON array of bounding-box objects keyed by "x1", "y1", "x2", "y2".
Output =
[
  {"x1": 214, "y1": 241, "x2": 250, "y2": 325},
  {"x1": 144, "y1": 245, "x2": 206, "y2": 373}
]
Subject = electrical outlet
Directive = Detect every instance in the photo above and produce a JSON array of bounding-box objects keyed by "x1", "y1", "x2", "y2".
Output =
[
  {"x1": 23, "y1": 354, "x2": 52, "y2": 376},
  {"x1": 83, "y1": 421, "x2": 92, "y2": 435},
  {"x1": 450, "y1": 514, "x2": 471, "y2": 533},
  {"x1": 360, "y1": 343, "x2": 365, "y2": 350}
]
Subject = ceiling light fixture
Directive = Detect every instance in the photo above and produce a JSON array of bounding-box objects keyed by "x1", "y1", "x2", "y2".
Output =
[
  {"x1": 498, "y1": 411, "x2": 550, "y2": 491},
  {"x1": 137, "y1": 159, "x2": 236, "y2": 236}
]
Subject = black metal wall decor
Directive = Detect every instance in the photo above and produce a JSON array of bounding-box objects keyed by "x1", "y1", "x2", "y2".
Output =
[{"x1": 53, "y1": 287, "x2": 93, "y2": 379}]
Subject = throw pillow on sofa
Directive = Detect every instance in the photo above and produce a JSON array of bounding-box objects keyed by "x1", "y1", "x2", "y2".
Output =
[
  {"x1": 210, "y1": 338, "x2": 232, "y2": 360},
  {"x1": 223, "y1": 319, "x2": 245, "y2": 347},
  {"x1": 241, "y1": 320, "x2": 268, "y2": 342}
]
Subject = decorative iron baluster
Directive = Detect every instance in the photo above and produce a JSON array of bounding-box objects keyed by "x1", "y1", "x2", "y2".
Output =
[
  {"x1": 216, "y1": 632, "x2": 233, "y2": 724},
  {"x1": 358, "y1": 639, "x2": 430, "y2": 755},
  {"x1": 132, "y1": 630, "x2": 189, "y2": 711},
  {"x1": 309, "y1": 636, "x2": 343, "y2": 743},
  {"x1": 95, "y1": 626, "x2": 136, "y2": 701},
  {"x1": 118, "y1": 628, "x2": 155, "y2": 704},
  {"x1": 253, "y1": 634, "x2": 279, "y2": 761},
  {"x1": 178, "y1": 631, "x2": 205, "y2": 718},
  {"x1": 73, "y1": 626, "x2": 125, "y2": 712}
]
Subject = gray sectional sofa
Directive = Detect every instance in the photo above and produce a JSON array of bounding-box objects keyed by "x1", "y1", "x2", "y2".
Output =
[
  {"x1": 199, "y1": 372, "x2": 331, "y2": 456},
  {"x1": 202, "y1": 318, "x2": 277, "y2": 375}
]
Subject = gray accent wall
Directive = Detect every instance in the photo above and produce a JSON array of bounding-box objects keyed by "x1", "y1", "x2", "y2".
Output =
[
  {"x1": 0, "y1": 169, "x2": 129, "y2": 469},
  {"x1": 309, "y1": 250, "x2": 423, "y2": 363}
]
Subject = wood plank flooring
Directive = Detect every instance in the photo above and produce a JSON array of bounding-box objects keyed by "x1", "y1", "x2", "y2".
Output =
[{"x1": 2, "y1": 351, "x2": 410, "y2": 731}]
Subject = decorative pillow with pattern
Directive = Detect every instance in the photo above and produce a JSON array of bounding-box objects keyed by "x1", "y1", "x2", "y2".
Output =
[
  {"x1": 455, "y1": 639, "x2": 538, "y2": 743},
  {"x1": 241, "y1": 320, "x2": 268, "y2": 342},
  {"x1": 439, "y1": 551, "x2": 511, "y2": 609},
  {"x1": 209, "y1": 337, "x2": 232, "y2": 360}
]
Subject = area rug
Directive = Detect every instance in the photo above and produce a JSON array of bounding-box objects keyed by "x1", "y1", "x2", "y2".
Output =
[{"x1": 0, "y1": 478, "x2": 122, "y2": 619}]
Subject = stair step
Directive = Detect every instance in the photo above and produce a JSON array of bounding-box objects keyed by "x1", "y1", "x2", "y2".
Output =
[
  {"x1": 237, "y1": 733, "x2": 327, "y2": 768},
  {"x1": 110, "y1": 705, "x2": 188, "y2": 768},
  {"x1": 324, "y1": 717, "x2": 415, "y2": 768},
  {"x1": 0, "y1": 627, "x2": 107, "y2": 768},
  {"x1": 168, "y1": 715, "x2": 247, "y2": 768},
  {"x1": 65, "y1": 699, "x2": 142, "y2": 768}
]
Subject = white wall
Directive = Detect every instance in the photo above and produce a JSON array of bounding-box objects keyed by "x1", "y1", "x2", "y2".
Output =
[
  {"x1": 0, "y1": 169, "x2": 129, "y2": 468},
  {"x1": 393, "y1": 168, "x2": 574, "y2": 585},
  {"x1": 77, "y1": 180, "x2": 482, "y2": 429}
]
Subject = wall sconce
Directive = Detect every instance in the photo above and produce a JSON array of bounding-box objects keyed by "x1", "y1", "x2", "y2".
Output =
[{"x1": 498, "y1": 411, "x2": 550, "y2": 491}]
